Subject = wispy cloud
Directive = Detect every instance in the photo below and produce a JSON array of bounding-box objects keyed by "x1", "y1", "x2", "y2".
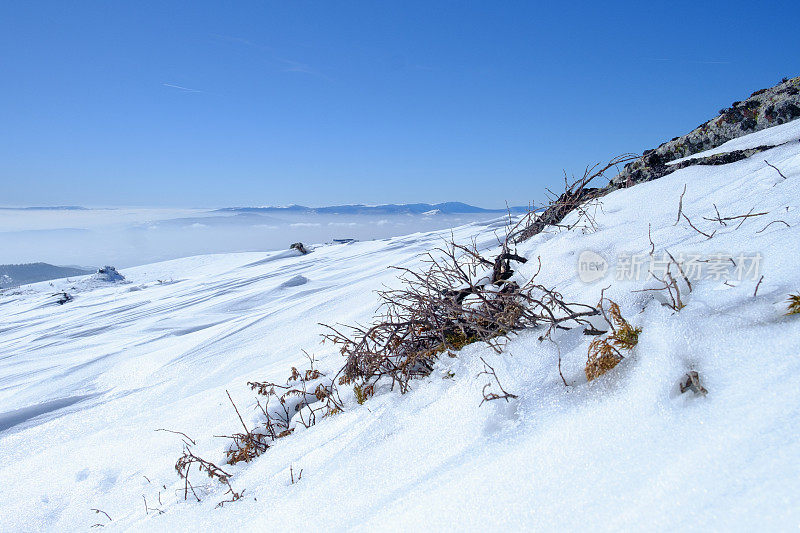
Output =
[
  {"x1": 210, "y1": 33, "x2": 332, "y2": 81},
  {"x1": 688, "y1": 60, "x2": 732, "y2": 65},
  {"x1": 162, "y1": 83, "x2": 203, "y2": 93},
  {"x1": 644, "y1": 58, "x2": 731, "y2": 65}
]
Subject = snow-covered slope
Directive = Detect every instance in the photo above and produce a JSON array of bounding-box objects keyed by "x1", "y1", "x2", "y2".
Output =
[{"x1": 2, "y1": 121, "x2": 799, "y2": 531}]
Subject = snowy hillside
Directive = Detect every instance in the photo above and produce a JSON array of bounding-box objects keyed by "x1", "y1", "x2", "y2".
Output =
[{"x1": 1, "y1": 121, "x2": 800, "y2": 531}]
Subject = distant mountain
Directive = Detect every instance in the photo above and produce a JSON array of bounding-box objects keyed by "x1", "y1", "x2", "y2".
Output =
[
  {"x1": 216, "y1": 202, "x2": 530, "y2": 215},
  {"x1": 0, "y1": 263, "x2": 93, "y2": 289}
]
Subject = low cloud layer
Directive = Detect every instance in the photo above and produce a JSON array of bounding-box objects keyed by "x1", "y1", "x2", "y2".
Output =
[{"x1": 0, "y1": 208, "x2": 506, "y2": 268}]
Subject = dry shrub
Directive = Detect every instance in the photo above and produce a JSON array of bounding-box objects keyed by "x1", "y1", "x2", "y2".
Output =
[
  {"x1": 323, "y1": 233, "x2": 599, "y2": 394},
  {"x1": 513, "y1": 154, "x2": 639, "y2": 243},
  {"x1": 174, "y1": 446, "x2": 242, "y2": 507},
  {"x1": 240, "y1": 356, "x2": 342, "y2": 461},
  {"x1": 787, "y1": 293, "x2": 800, "y2": 315},
  {"x1": 193, "y1": 353, "x2": 344, "y2": 469},
  {"x1": 586, "y1": 299, "x2": 641, "y2": 381}
]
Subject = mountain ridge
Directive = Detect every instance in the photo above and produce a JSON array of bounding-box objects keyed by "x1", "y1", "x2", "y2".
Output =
[{"x1": 216, "y1": 201, "x2": 531, "y2": 215}]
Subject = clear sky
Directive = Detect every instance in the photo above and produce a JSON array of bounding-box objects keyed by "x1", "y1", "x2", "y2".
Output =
[{"x1": 1, "y1": 1, "x2": 798, "y2": 208}]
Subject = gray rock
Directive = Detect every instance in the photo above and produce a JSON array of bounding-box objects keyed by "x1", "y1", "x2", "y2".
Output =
[{"x1": 611, "y1": 76, "x2": 800, "y2": 187}]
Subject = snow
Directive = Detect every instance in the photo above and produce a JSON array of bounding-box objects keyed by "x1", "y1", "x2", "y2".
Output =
[{"x1": 1, "y1": 121, "x2": 800, "y2": 531}]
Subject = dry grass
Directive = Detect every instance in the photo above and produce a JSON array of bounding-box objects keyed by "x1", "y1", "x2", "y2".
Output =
[
  {"x1": 788, "y1": 293, "x2": 800, "y2": 315},
  {"x1": 586, "y1": 300, "x2": 641, "y2": 381}
]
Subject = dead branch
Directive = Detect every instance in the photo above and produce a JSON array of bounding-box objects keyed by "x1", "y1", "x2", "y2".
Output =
[
  {"x1": 142, "y1": 495, "x2": 164, "y2": 515},
  {"x1": 764, "y1": 159, "x2": 787, "y2": 180},
  {"x1": 226, "y1": 390, "x2": 249, "y2": 434},
  {"x1": 514, "y1": 154, "x2": 638, "y2": 243},
  {"x1": 756, "y1": 220, "x2": 790, "y2": 233},
  {"x1": 734, "y1": 207, "x2": 758, "y2": 230},
  {"x1": 478, "y1": 357, "x2": 518, "y2": 405},
  {"x1": 679, "y1": 371, "x2": 708, "y2": 396},
  {"x1": 703, "y1": 209, "x2": 767, "y2": 226},
  {"x1": 155, "y1": 428, "x2": 196, "y2": 446},
  {"x1": 633, "y1": 255, "x2": 689, "y2": 312},
  {"x1": 675, "y1": 184, "x2": 687, "y2": 226},
  {"x1": 90, "y1": 508, "x2": 112, "y2": 525},
  {"x1": 665, "y1": 250, "x2": 693, "y2": 293},
  {"x1": 682, "y1": 212, "x2": 716, "y2": 239},
  {"x1": 290, "y1": 465, "x2": 303, "y2": 484},
  {"x1": 753, "y1": 275, "x2": 764, "y2": 297}
]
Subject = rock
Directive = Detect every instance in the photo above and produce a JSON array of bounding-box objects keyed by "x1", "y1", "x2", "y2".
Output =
[
  {"x1": 95, "y1": 266, "x2": 125, "y2": 282},
  {"x1": 290, "y1": 242, "x2": 310, "y2": 255},
  {"x1": 610, "y1": 76, "x2": 800, "y2": 188}
]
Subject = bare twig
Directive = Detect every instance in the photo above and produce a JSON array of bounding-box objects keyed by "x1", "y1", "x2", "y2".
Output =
[
  {"x1": 764, "y1": 159, "x2": 787, "y2": 180},
  {"x1": 155, "y1": 428, "x2": 196, "y2": 446},
  {"x1": 226, "y1": 390, "x2": 249, "y2": 434},
  {"x1": 290, "y1": 465, "x2": 303, "y2": 484},
  {"x1": 753, "y1": 275, "x2": 764, "y2": 297},
  {"x1": 91, "y1": 509, "x2": 112, "y2": 522},
  {"x1": 682, "y1": 212, "x2": 716, "y2": 239},
  {"x1": 756, "y1": 220, "x2": 790, "y2": 233},
  {"x1": 665, "y1": 250, "x2": 693, "y2": 293},
  {"x1": 703, "y1": 209, "x2": 767, "y2": 226},
  {"x1": 675, "y1": 184, "x2": 687, "y2": 226},
  {"x1": 174, "y1": 445, "x2": 242, "y2": 507},
  {"x1": 478, "y1": 357, "x2": 518, "y2": 405},
  {"x1": 734, "y1": 207, "x2": 757, "y2": 230}
]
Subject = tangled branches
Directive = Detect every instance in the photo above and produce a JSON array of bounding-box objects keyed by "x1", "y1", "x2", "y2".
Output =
[
  {"x1": 323, "y1": 233, "x2": 599, "y2": 393},
  {"x1": 238, "y1": 353, "x2": 343, "y2": 463},
  {"x1": 174, "y1": 446, "x2": 242, "y2": 507}
]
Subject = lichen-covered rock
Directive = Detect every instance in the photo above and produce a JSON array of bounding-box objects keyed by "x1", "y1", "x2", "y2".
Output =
[{"x1": 611, "y1": 76, "x2": 800, "y2": 187}]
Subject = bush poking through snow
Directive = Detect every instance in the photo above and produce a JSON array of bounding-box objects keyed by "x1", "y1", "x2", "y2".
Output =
[
  {"x1": 323, "y1": 233, "x2": 600, "y2": 394},
  {"x1": 585, "y1": 299, "x2": 641, "y2": 381},
  {"x1": 231, "y1": 354, "x2": 343, "y2": 463},
  {"x1": 174, "y1": 446, "x2": 242, "y2": 507},
  {"x1": 787, "y1": 294, "x2": 800, "y2": 315}
]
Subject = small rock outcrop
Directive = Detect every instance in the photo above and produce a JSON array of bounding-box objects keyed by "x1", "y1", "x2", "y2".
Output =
[
  {"x1": 611, "y1": 76, "x2": 800, "y2": 187},
  {"x1": 94, "y1": 266, "x2": 125, "y2": 282},
  {"x1": 290, "y1": 242, "x2": 310, "y2": 255}
]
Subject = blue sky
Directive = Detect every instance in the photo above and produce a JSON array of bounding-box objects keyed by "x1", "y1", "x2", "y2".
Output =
[{"x1": 1, "y1": 1, "x2": 798, "y2": 208}]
